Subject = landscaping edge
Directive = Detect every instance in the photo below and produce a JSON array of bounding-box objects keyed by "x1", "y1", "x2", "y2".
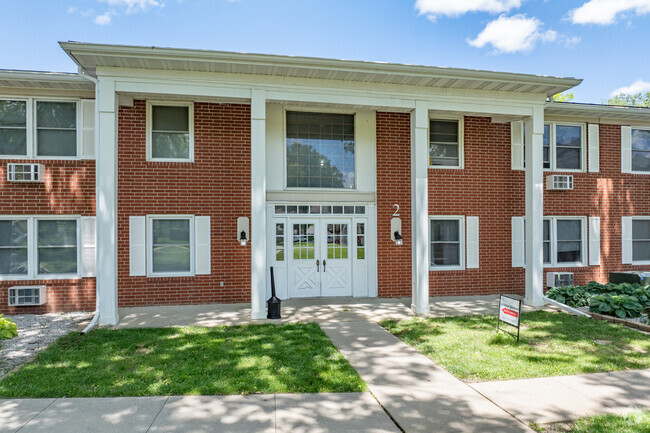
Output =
[{"x1": 588, "y1": 312, "x2": 650, "y2": 332}]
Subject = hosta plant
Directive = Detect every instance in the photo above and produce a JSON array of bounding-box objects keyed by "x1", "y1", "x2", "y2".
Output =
[
  {"x1": 0, "y1": 315, "x2": 18, "y2": 340},
  {"x1": 589, "y1": 294, "x2": 644, "y2": 319}
]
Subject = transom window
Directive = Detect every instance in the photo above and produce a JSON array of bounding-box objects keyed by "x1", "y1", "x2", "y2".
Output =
[
  {"x1": 0, "y1": 99, "x2": 78, "y2": 158},
  {"x1": 286, "y1": 111, "x2": 355, "y2": 189},
  {"x1": 147, "y1": 102, "x2": 194, "y2": 161},
  {"x1": 274, "y1": 204, "x2": 366, "y2": 215},
  {"x1": 631, "y1": 128, "x2": 650, "y2": 172},
  {"x1": 0, "y1": 217, "x2": 80, "y2": 279},
  {"x1": 148, "y1": 217, "x2": 193, "y2": 275},
  {"x1": 632, "y1": 219, "x2": 650, "y2": 263},
  {"x1": 429, "y1": 217, "x2": 464, "y2": 270},
  {"x1": 429, "y1": 119, "x2": 462, "y2": 168}
]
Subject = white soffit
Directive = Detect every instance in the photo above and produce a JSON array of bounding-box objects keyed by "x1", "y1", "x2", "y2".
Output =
[
  {"x1": 60, "y1": 41, "x2": 581, "y2": 97},
  {"x1": 546, "y1": 101, "x2": 650, "y2": 123},
  {"x1": 0, "y1": 70, "x2": 94, "y2": 91}
]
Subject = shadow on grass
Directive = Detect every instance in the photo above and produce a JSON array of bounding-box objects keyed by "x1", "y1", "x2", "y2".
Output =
[{"x1": 0, "y1": 323, "x2": 366, "y2": 398}]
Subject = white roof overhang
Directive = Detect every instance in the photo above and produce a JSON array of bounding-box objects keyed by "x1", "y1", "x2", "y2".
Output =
[
  {"x1": 0, "y1": 70, "x2": 94, "y2": 91},
  {"x1": 545, "y1": 101, "x2": 650, "y2": 124}
]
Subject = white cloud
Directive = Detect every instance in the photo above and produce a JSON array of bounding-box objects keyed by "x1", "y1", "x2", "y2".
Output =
[
  {"x1": 610, "y1": 80, "x2": 650, "y2": 96},
  {"x1": 100, "y1": 0, "x2": 163, "y2": 14},
  {"x1": 468, "y1": 14, "x2": 556, "y2": 53},
  {"x1": 570, "y1": 0, "x2": 650, "y2": 25},
  {"x1": 415, "y1": 0, "x2": 523, "y2": 20},
  {"x1": 94, "y1": 12, "x2": 112, "y2": 25}
]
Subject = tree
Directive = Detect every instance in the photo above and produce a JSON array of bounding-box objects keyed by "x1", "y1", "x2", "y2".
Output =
[
  {"x1": 552, "y1": 92, "x2": 574, "y2": 102},
  {"x1": 604, "y1": 92, "x2": 650, "y2": 107}
]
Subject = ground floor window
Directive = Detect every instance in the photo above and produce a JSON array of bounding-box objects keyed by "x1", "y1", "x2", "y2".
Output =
[
  {"x1": 632, "y1": 218, "x2": 650, "y2": 263},
  {"x1": 0, "y1": 216, "x2": 80, "y2": 279},
  {"x1": 429, "y1": 216, "x2": 464, "y2": 270},
  {"x1": 519, "y1": 216, "x2": 586, "y2": 267},
  {"x1": 147, "y1": 216, "x2": 194, "y2": 276}
]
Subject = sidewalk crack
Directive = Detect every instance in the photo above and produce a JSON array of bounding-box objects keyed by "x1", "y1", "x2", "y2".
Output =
[
  {"x1": 16, "y1": 398, "x2": 57, "y2": 433},
  {"x1": 145, "y1": 396, "x2": 169, "y2": 433}
]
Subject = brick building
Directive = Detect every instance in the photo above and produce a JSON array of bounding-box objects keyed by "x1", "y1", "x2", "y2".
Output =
[{"x1": 1, "y1": 42, "x2": 649, "y2": 324}]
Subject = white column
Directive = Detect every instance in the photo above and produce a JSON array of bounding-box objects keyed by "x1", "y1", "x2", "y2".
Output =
[
  {"x1": 96, "y1": 78, "x2": 119, "y2": 325},
  {"x1": 411, "y1": 101, "x2": 430, "y2": 314},
  {"x1": 250, "y1": 89, "x2": 267, "y2": 319},
  {"x1": 524, "y1": 106, "x2": 545, "y2": 306}
]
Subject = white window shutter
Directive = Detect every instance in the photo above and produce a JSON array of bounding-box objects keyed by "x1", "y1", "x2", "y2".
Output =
[
  {"x1": 588, "y1": 124, "x2": 599, "y2": 173},
  {"x1": 195, "y1": 216, "x2": 211, "y2": 275},
  {"x1": 512, "y1": 216, "x2": 525, "y2": 267},
  {"x1": 80, "y1": 99, "x2": 95, "y2": 159},
  {"x1": 81, "y1": 217, "x2": 96, "y2": 277},
  {"x1": 588, "y1": 217, "x2": 600, "y2": 266},
  {"x1": 466, "y1": 216, "x2": 479, "y2": 268},
  {"x1": 621, "y1": 126, "x2": 632, "y2": 173},
  {"x1": 129, "y1": 216, "x2": 146, "y2": 276},
  {"x1": 511, "y1": 121, "x2": 524, "y2": 170},
  {"x1": 622, "y1": 217, "x2": 633, "y2": 264}
]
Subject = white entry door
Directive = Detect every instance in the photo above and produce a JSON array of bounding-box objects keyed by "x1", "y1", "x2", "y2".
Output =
[
  {"x1": 288, "y1": 219, "x2": 352, "y2": 298},
  {"x1": 320, "y1": 220, "x2": 352, "y2": 296}
]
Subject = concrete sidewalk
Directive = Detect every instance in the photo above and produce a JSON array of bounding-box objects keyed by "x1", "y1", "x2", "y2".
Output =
[
  {"x1": 0, "y1": 393, "x2": 399, "y2": 433},
  {"x1": 321, "y1": 321, "x2": 534, "y2": 433}
]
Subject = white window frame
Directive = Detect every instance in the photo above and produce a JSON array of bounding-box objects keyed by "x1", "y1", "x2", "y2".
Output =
[
  {"x1": 146, "y1": 215, "x2": 195, "y2": 277},
  {"x1": 544, "y1": 216, "x2": 587, "y2": 268},
  {"x1": 630, "y1": 127, "x2": 650, "y2": 175},
  {"x1": 0, "y1": 97, "x2": 81, "y2": 160},
  {"x1": 545, "y1": 122, "x2": 586, "y2": 172},
  {"x1": 0, "y1": 215, "x2": 82, "y2": 281},
  {"x1": 631, "y1": 216, "x2": 650, "y2": 265},
  {"x1": 428, "y1": 116, "x2": 464, "y2": 169},
  {"x1": 282, "y1": 107, "x2": 358, "y2": 191},
  {"x1": 146, "y1": 100, "x2": 195, "y2": 163},
  {"x1": 429, "y1": 215, "x2": 465, "y2": 271}
]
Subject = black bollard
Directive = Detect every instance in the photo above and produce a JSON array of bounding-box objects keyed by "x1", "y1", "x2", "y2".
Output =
[{"x1": 267, "y1": 266, "x2": 282, "y2": 319}]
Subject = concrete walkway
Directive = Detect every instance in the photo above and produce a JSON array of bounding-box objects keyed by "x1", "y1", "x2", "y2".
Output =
[
  {"x1": 321, "y1": 321, "x2": 533, "y2": 433},
  {"x1": 0, "y1": 393, "x2": 399, "y2": 433}
]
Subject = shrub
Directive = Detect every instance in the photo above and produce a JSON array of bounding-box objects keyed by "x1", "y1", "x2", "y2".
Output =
[
  {"x1": 589, "y1": 294, "x2": 644, "y2": 318},
  {"x1": 0, "y1": 315, "x2": 18, "y2": 340},
  {"x1": 546, "y1": 285, "x2": 591, "y2": 308}
]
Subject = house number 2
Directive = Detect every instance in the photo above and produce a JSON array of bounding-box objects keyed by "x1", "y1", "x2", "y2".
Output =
[{"x1": 392, "y1": 204, "x2": 400, "y2": 217}]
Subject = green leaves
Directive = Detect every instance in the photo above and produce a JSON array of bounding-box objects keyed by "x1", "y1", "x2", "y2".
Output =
[
  {"x1": 547, "y1": 281, "x2": 649, "y2": 319},
  {"x1": 589, "y1": 294, "x2": 644, "y2": 318},
  {"x1": 0, "y1": 315, "x2": 18, "y2": 340}
]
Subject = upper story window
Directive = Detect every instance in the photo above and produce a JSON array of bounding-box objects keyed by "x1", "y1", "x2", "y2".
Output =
[
  {"x1": 523, "y1": 122, "x2": 585, "y2": 171},
  {"x1": 631, "y1": 128, "x2": 650, "y2": 172},
  {"x1": 429, "y1": 119, "x2": 463, "y2": 168},
  {"x1": 0, "y1": 99, "x2": 79, "y2": 158},
  {"x1": 146, "y1": 102, "x2": 194, "y2": 162},
  {"x1": 286, "y1": 111, "x2": 355, "y2": 189}
]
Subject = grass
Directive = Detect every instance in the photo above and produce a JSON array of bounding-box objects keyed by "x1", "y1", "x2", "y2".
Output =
[
  {"x1": 531, "y1": 410, "x2": 650, "y2": 433},
  {"x1": 0, "y1": 323, "x2": 365, "y2": 398},
  {"x1": 380, "y1": 311, "x2": 650, "y2": 382}
]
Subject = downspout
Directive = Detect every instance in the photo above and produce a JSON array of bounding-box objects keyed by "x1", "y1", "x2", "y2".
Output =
[
  {"x1": 78, "y1": 66, "x2": 100, "y2": 334},
  {"x1": 543, "y1": 296, "x2": 591, "y2": 318}
]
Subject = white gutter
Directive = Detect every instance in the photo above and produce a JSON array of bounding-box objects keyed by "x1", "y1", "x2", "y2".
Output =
[
  {"x1": 543, "y1": 296, "x2": 591, "y2": 318},
  {"x1": 78, "y1": 66, "x2": 100, "y2": 334}
]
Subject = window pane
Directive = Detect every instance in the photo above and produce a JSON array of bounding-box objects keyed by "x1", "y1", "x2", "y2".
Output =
[
  {"x1": 543, "y1": 124, "x2": 550, "y2": 147},
  {"x1": 631, "y1": 129, "x2": 650, "y2": 151},
  {"x1": 0, "y1": 220, "x2": 28, "y2": 247},
  {"x1": 152, "y1": 132, "x2": 190, "y2": 159},
  {"x1": 543, "y1": 220, "x2": 551, "y2": 241},
  {"x1": 275, "y1": 223, "x2": 284, "y2": 261},
  {"x1": 556, "y1": 125, "x2": 582, "y2": 147},
  {"x1": 152, "y1": 219, "x2": 190, "y2": 245},
  {"x1": 0, "y1": 248, "x2": 27, "y2": 275},
  {"x1": 37, "y1": 102, "x2": 76, "y2": 128},
  {"x1": 543, "y1": 241, "x2": 551, "y2": 264},
  {"x1": 431, "y1": 220, "x2": 459, "y2": 242},
  {"x1": 556, "y1": 147, "x2": 581, "y2": 170},
  {"x1": 39, "y1": 247, "x2": 77, "y2": 274},
  {"x1": 286, "y1": 111, "x2": 355, "y2": 189},
  {"x1": 152, "y1": 106, "x2": 189, "y2": 132},
  {"x1": 38, "y1": 220, "x2": 77, "y2": 246},
  {"x1": 633, "y1": 241, "x2": 650, "y2": 262},
  {"x1": 357, "y1": 223, "x2": 365, "y2": 260},
  {"x1": 0, "y1": 100, "x2": 26, "y2": 127},
  {"x1": 557, "y1": 241, "x2": 581, "y2": 263},
  {"x1": 557, "y1": 220, "x2": 581, "y2": 241},
  {"x1": 0, "y1": 129, "x2": 27, "y2": 155},
  {"x1": 37, "y1": 129, "x2": 77, "y2": 156},
  {"x1": 432, "y1": 243, "x2": 460, "y2": 266},
  {"x1": 430, "y1": 120, "x2": 458, "y2": 143},
  {"x1": 632, "y1": 220, "x2": 650, "y2": 240},
  {"x1": 153, "y1": 245, "x2": 190, "y2": 272},
  {"x1": 632, "y1": 151, "x2": 650, "y2": 172}
]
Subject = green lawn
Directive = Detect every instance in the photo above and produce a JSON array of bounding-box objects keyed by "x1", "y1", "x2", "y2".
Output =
[
  {"x1": 533, "y1": 410, "x2": 650, "y2": 433},
  {"x1": 0, "y1": 323, "x2": 365, "y2": 398},
  {"x1": 380, "y1": 311, "x2": 650, "y2": 382}
]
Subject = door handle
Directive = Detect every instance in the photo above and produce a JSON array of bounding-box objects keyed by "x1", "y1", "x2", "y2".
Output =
[
  {"x1": 323, "y1": 259, "x2": 327, "y2": 272},
  {"x1": 316, "y1": 259, "x2": 320, "y2": 271}
]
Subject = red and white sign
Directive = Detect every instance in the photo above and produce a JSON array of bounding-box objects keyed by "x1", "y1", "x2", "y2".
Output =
[{"x1": 498, "y1": 295, "x2": 521, "y2": 327}]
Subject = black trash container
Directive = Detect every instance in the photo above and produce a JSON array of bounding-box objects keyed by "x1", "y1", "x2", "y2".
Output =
[{"x1": 267, "y1": 266, "x2": 282, "y2": 319}]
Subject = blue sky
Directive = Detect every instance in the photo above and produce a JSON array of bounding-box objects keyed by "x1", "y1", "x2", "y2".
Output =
[{"x1": 2, "y1": 0, "x2": 650, "y2": 103}]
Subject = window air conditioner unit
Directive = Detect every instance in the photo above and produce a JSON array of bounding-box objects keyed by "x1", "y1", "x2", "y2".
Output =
[
  {"x1": 546, "y1": 175, "x2": 573, "y2": 191},
  {"x1": 8, "y1": 286, "x2": 47, "y2": 306},
  {"x1": 7, "y1": 163, "x2": 45, "y2": 183},
  {"x1": 546, "y1": 272, "x2": 574, "y2": 288}
]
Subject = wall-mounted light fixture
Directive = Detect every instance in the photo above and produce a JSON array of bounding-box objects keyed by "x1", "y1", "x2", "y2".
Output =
[
  {"x1": 390, "y1": 217, "x2": 403, "y2": 246},
  {"x1": 237, "y1": 217, "x2": 249, "y2": 247}
]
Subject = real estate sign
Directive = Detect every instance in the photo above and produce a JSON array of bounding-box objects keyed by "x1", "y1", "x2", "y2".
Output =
[{"x1": 497, "y1": 295, "x2": 522, "y2": 340}]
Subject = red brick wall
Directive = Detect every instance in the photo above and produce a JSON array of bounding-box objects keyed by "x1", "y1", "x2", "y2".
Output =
[
  {"x1": 376, "y1": 112, "x2": 412, "y2": 297},
  {"x1": 117, "y1": 100, "x2": 251, "y2": 307},
  {"x1": 0, "y1": 160, "x2": 96, "y2": 314}
]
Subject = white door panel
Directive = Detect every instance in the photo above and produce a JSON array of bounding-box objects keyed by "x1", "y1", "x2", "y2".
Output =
[
  {"x1": 288, "y1": 221, "x2": 320, "y2": 298},
  {"x1": 321, "y1": 221, "x2": 352, "y2": 297}
]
